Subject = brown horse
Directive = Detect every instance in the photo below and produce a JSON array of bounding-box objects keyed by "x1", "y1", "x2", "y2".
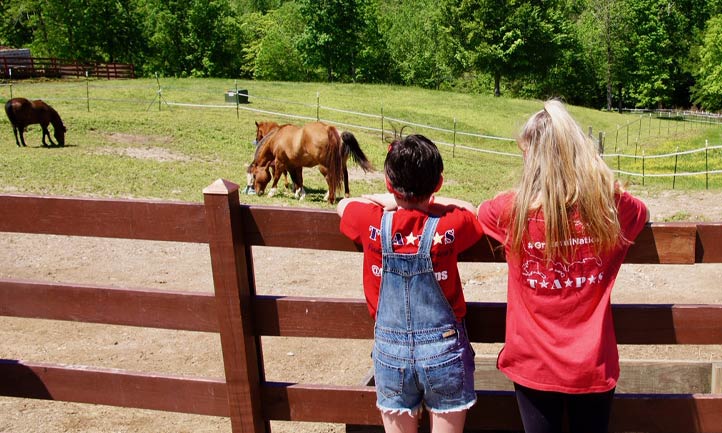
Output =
[
  {"x1": 247, "y1": 121, "x2": 290, "y2": 192},
  {"x1": 249, "y1": 120, "x2": 373, "y2": 204},
  {"x1": 5, "y1": 97, "x2": 66, "y2": 147}
]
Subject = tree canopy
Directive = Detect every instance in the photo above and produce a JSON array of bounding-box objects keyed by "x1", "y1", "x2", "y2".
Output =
[{"x1": 1, "y1": 0, "x2": 721, "y2": 111}]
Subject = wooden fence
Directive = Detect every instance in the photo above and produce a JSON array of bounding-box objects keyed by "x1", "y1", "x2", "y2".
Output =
[
  {"x1": 0, "y1": 56, "x2": 135, "y2": 79},
  {"x1": 0, "y1": 179, "x2": 721, "y2": 432}
]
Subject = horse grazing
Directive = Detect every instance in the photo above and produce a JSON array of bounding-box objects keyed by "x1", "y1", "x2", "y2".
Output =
[
  {"x1": 247, "y1": 121, "x2": 290, "y2": 192},
  {"x1": 249, "y1": 120, "x2": 373, "y2": 204},
  {"x1": 4, "y1": 97, "x2": 66, "y2": 147}
]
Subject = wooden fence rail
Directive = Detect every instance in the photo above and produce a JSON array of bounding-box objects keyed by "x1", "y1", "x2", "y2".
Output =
[
  {"x1": 0, "y1": 56, "x2": 135, "y2": 79},
  {"x1": 1, "y1": 179, "x2": 721, "y2": 432}
]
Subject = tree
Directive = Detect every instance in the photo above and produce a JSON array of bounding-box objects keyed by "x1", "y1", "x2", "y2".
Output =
[
  {"x1": 0, "y1": 0, "x2": 144, "y2": 64},
  {"x1": 444, "y1": 0, "x2": 568, "y2": 97},
  {"x1": 350, "y1": 0, "x2": 394, "y2": 83},
  {"x1": 376, "y1": 0, "x2": 456, "y2": 88},
  {"x1": 251, "y1": 3, "x2": 308, "y2": 81},
  {"x1": 0, "y1": 0, "x2": 37, "y2": 50},
  {"x1": 620, "y1": 0, "x2": 707, "y2": 108},
  {"x1": 297, "y1": 0, "x2": 364, "y2": 81},
  {"x1": 139, "y1": 0, "x2": 240, "y2": 77},
  {"x1": 579, "y1": 0, "x2": 632, "y2": 110},
  {"x1": 692, "y1": 15, "x2": 722, "y2": 111}
]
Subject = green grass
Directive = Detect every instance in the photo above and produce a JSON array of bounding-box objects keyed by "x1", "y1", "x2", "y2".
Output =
[{"x1": 1, "y1": 77, "x2": 720, "y2": 207}]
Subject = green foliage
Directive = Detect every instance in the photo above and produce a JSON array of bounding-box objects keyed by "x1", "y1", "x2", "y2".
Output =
[
  {"x1": 297, "y1": 0, "x2": 365, "y2": 81},
  {"x1": 352, "y1": 0, "x2": 395, "y2": 84},
  {"x1": 0, "y1": 0, "x2": 145, "y2": 62},
  {"x1": 249, "y1": 3, "x2": 308, "y2": 81},
  {"x1": 692, "y1": 15, "x2": 722, "y2": 111},
  {"x1": 376, "y1": 0, "x2": 454, "y2": 89},
  {"x1": 444, "y1": 0, "x2": 573, "y2": 97},
  {"x1": 578, "y1": 0, "x2": 633, "y2": 110},
  {"x1": 139, "y1": 0, "x2": 242, "y2": 77},
  {"x1": 0, "y1": 0, "x2": 720, "y2": 110}
]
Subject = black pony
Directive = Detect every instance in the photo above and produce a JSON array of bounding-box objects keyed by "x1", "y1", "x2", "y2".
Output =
[{"x1": 5, "y1": 97, "x2": 66, "y2": 147}]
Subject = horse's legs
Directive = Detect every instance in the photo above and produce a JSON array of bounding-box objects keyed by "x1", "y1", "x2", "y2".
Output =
[
  {"x1": 283, "y1": 171, "x2": 291, "y2": 190},
  {"x1": 11, "y1": 126, "x2": 22, "y2": 147},
  {"x1": 319, "y1": 166, "x2": 336, "y2": 204},
  {"x1": 290, "y1": 168, "x2": 305, "y2": 200},
  {"x1": 267, "y1": 160, "x2": 286, "y2": 197},
  {"x1": 41, "y1": 125, "x2": 56, "y2": 146},
  {"x1": 18, "y1": 127, "x2": 27, "y2": 147}
]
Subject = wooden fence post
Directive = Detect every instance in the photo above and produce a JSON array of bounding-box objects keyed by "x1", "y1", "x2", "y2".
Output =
[{"x1": 203, "y1": 179, "x2": 268, "y2": 433}]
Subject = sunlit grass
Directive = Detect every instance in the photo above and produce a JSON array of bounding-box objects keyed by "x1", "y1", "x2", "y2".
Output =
[{"x1": 0, "y1": 78, "x2": 720, "y2": 207}]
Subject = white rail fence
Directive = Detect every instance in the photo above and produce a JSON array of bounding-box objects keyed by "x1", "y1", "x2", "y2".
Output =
[{"x1": 2, "y1": 79, "x2": 721, "y2": 187}]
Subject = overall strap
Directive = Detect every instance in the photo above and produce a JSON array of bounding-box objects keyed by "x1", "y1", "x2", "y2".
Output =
[
  {"x1": 381, "y1": 211, "x2": 395, "y2": 254},
  {"x1": 418, "y1": 216, "x2": 439, "y2": 256}
]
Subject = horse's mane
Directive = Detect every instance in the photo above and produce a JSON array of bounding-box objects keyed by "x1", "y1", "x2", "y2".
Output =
[
  {"x1": 48, "y1": 106, "x2": 65, "y2": 128},
  {"x1": 253, "y1": 126, "x2": 279, "y2": 163}
]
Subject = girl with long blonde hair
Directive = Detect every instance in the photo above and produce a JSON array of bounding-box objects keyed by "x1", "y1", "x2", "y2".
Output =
[{"x1": 477, "y1": 100, "x2": 649, "y2": 433}]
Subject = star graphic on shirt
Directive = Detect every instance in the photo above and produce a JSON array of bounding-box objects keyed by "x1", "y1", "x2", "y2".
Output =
[
  {"x1": 539, "y1": 280, "x2": 549, "y2": 288},
  {"x1": 433, "y1": 232, "x2": 444, "y2": 245},
  {"x1": 588, "y1": 274, "x2": 597, "y2": 284},
  {"x1": 565, "y1": 278, "x2": 573, "y2": 287},
  {"x1": 405, "y1": 232, "x2": 418, "y2": 245}
]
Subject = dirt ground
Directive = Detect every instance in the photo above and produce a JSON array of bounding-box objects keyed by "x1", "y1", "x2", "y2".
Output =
[{"x1": 1, "y1": 189, "x2": 721, "y2": 433}]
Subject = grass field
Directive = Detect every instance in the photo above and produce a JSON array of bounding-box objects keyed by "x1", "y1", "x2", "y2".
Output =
[{"x1": 1, "y1": 77, "x2": 720, "y2": 207}]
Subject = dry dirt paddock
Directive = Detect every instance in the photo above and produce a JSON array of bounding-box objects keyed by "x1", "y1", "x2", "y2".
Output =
[{"x1": 1, "y1": 189, "x2": 721, "y2": 433}]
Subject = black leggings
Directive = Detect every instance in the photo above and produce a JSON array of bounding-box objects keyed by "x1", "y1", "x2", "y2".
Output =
[{"x1": 514, "y1": 383, "x2": 615, "y2": 433}]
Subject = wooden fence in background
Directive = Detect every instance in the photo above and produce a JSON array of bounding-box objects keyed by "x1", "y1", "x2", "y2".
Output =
[
  {"x1": 0, "y1": 179, "x2": 721, "y2": 432},
  {"x1": 0, "y1": 56, "x2": 135, "y2": 79}
]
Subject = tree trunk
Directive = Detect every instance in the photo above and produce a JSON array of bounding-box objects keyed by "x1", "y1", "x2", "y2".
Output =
[
  {"x1": 494, "y1": 72, "x2": 501, "y2": 97},
  {"x1": 604, "y1": 3, "x2": 613, "y2": 111}
]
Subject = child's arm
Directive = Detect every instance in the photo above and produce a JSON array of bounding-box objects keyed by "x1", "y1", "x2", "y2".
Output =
[
  {"x1": 361, "y1": 193, "x2": 397, "y2": 211},
  {"x1": 430, "y1": 196, "x2": 478, "y2": 215},
  {"x1": 337, "y1": 196, "x2": 381, "y2": 217}
]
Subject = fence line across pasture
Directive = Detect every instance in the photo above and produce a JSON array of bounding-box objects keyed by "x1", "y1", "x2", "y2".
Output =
[
  {"x1": 604, "y1": 145, "x2": 722, "y2": 160},
  {"x1": 3, "y1": 78, "x2": 722, "y2": 187},
  {"x1": 613, "y1": 168, "x2": 722, "y2": 178},
  {"x1": 143, "y1": 96, "x2": 722, "y2": 188},
  {"x1": 164, "y1": 96, "x2": 720, "y2": 176}
]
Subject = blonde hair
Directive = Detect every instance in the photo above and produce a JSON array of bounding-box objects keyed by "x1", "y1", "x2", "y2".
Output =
[{"x1": 510, "y1": 99, "x2": 624, "y2": 262}]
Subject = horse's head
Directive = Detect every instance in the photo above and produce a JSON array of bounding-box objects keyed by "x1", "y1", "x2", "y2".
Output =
[
  {"x1": 54, "y1": 124, "x2": 66, "y2": 146},
  {"x1": 254, "y1": 121, "x2": 279, "y2": 146},
  {"x1": 247, "y1": 124, "x2": 278, "y2": 195},
  {"x1": 248, "y1": 162, "x2": 272, "y2": 195}
]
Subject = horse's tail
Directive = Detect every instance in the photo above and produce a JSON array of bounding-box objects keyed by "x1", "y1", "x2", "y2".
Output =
[
  {"x1": 341, "y1": 131, "x2": 374, "y2": 172},
  {"x1": 4, "y1": 100, "x2": 17, "y2": 126},
  {"x1": 326, "y1": 127, "x2": 344, "y2": 191}
]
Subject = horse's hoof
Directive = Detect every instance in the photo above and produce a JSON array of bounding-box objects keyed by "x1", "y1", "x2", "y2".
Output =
[{"x1": 268, "y1": 188, "x2": 277, "y2": 197}]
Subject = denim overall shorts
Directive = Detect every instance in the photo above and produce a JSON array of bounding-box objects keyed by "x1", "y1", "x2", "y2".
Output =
[{"x1": 373, "y1": 211, "x2": 476, "y2": 415}]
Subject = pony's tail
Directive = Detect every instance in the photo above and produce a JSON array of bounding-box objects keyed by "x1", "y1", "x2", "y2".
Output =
[
  {"x1": 341, "y1": 131, "x2": 374, "y2": 172},
  {"x1": 4, "y1": 100, "x2": 17, "y2": 126},
  {"x1": 326, "y1": 127, "x2": 344, "y2": 191}
]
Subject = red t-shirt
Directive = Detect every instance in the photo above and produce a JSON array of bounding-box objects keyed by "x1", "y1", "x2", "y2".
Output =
[
  {"x1": 477, "y1": 191, "x2": 648, "y2": 393},
  {"x1": 340, "y1": 202, "x2": 483, "y2": 320}
]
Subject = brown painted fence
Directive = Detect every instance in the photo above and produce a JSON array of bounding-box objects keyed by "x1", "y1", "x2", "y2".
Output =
[
  {"x1": 0, "y1": 56, "x2": 135, "y2": 79},
  {"x1": 1, "y1": 179, "x2": 721, "y2": 432}
]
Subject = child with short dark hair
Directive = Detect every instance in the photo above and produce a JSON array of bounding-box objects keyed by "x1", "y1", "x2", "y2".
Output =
[{"x1": 337, "y1": 134, "x2": 483, "y2": 433}]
